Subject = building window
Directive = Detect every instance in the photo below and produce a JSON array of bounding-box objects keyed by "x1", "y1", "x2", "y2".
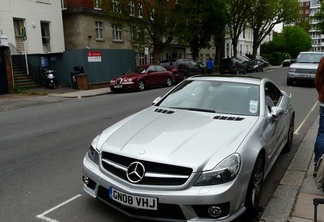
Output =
[
  {"x1": 150, "y1": 9, "x2": 155, "y2": 20},
  {"x1": 61, "y1": 0, "x2": 67, "y2": 9},
  {"x1": 138, "y1": 3, "x2": 143, "y2": 18},
  {"x1": 112, "y1": 0, "x2": 121, "y2": 13},
  {"x1": 306, "y1": 1, "x2": 309, "y2": 6},
  {"x1": 300, "y1": 10, "x2": 303, "y2": 14},
  {"x1": 306, "y1": 10, "x2": 309, "y2": 14},
  {"x1": 41, "y1": 22, "x2": 51, "y2": 52},
  {"x1": 94, "y1": 0, "x2": 102, "y2": 10},
  {"x1": 300, "y1": 2, "x2": 303, "y2": 6},
  {"x1": 95, "y1": 21, "x2": 103, "y2": 40},
  {"x1": 129, "y1": 26, "x2": 136, "y2": 40},
  {"x1": 13, "y1": 19, "x2": 25, "y2": 52},
  {"x1": 112, "y1": 24, "x2": 122, "y2": 41},
  {"x1": 139, "y1": 53, "x2": 145, "y2": 65},
  {"x1": 129, "y1": 1, "x2": 135, "y2": 16},
  {"x1": 150, "y1": 53, "x2": 153, "y2": 64}
]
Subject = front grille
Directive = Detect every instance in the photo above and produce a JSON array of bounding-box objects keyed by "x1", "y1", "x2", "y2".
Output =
[
  {"x1": 97, "y1": 186, "x2": 186, "y2": 221},
  {"x1": 116, "y1": 78, "x2": 122, "y2": 84},
  {"x1": 101, "y1": 152, "x2": 192, "y2": 185},
  {"x1": 296, "y1": 68, "x2": 316, "y2": 74}
]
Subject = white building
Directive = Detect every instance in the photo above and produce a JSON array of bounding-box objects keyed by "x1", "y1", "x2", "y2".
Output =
[{"x1": 0, "y1": 0, "x2": 65, "y2": 54}]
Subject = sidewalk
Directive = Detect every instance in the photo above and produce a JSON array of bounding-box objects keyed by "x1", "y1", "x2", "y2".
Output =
[
  {"x1": 261, "y1": 115, "x2": 324, "y2": 222},
  {"x1": 1, "y1": 84, "x2": 323, "y2": 221}
]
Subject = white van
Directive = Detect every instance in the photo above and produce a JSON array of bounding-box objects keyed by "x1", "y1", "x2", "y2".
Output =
[{"x1": 287, "y1": 51, "x2": 324, "y2": 86}]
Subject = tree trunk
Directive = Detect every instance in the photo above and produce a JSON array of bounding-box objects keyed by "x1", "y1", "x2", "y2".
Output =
[
  {"x1": 232, "y1": 37, "x2": 238, "y2": 58},
  {"x1": 215, "y1": 36, "x2": 225, "y2": 65}
]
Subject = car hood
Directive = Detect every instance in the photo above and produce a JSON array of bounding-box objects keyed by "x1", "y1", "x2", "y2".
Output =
[
  {"x1": 98, "y1": 107, "x2": 258, "y2": 172},
  {"x1": 290, "y1": 63, "x2": 319, "y2": 69},
  {"x1": 112, "y1": 73, "x2": 143, "y2": 80}
]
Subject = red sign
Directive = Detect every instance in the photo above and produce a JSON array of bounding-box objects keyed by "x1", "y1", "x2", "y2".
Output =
[{"x1": 88, "y1": 51, "x2": 101, "y2": 62}]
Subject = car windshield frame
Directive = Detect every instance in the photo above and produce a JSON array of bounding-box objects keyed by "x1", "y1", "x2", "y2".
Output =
[{"x1": 156, "y1": 79, "x2": 260, "y2": 116}]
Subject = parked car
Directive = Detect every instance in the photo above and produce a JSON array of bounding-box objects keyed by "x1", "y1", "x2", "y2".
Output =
[
  {"x1": 160, "y1": 58, "x2": 204, "y2": 82},
  {"x1": 256, "y1": 58, "x2": 269, "y2": 66},
  {"x1": 82, "y1": 75, "x2": 295, "y2": 222},
  {"x1": 109, "y1": 65, "x2": 174, "y2": 92},
  {"x1": 287, "y1": 51, "x2": 324, "y2": 86},
  {"x1": 219, "y1": 57, "x2": 246, "y2": 74},
  {"x1": 282, "y1": 59, "x2": 292, "y2": 67},
  {"x1": 245, "y1": 60, "x2": 264, "y2": 72}
]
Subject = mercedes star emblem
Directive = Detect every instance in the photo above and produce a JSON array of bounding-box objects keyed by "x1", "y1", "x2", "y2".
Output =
[{"x1": 126, "y1": 161, "x2": 145, "y2": 183}]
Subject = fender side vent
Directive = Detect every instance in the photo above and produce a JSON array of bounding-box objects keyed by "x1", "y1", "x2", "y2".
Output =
[
  {"x1": 214, "y1": 115, "x2": 244, "y2": 121},
  {"x1": 154, "y1": 108, "x2": 174, "y2": 114}
]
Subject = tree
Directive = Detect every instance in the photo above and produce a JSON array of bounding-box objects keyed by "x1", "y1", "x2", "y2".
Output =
[
  {"x1": 173, "y1": 0, "x2": 230, "y2": 61},
  {"x1": 247, "y1": 0, "x2": 300, "y2": 59},
  {"x1": 280, "y1": 26, "x2": 311, "y2": 58},
  {"x1": 101, "y1": 0, "x2": 180, "y2": 64},
  {"x1": 100, "y1": 0, "x2": 230, "y2": 64},
  {"x1": 226, "y1": 0, "x2": 254, "y2": 58}
]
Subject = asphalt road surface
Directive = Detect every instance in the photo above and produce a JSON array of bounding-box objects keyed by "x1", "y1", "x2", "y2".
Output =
[{"x1": 0, "y1": 66, "x2": 319, "y2": 222}]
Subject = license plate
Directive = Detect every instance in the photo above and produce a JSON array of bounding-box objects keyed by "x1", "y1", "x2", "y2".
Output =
[
  {"x1": 300, "y1": 74, "x2": 311, "y2": 78},
  {"x1": 114, "y1": 85, "x2": 122, "y2": 88},
  {"x1": 109, "y1": 187, "x2": 158, "y2": 210}
]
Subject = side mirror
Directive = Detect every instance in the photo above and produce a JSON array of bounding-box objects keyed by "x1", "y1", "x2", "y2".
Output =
[
  {"x1": 147, "y1": 70, "x2": 153, "y2": 74},
  {"x1": 270, "y1": 106, "x2": 284, "y2": 118}
]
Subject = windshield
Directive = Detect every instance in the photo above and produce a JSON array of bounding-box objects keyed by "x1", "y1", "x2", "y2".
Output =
[
  {"x1": 157, "y1": 80, "x2": 260, "y2": 116},
  {"x1": 247, "y1": 61, "x2": 257, "y2": 65},
  {"x1": 296, "y1": 53, "x2": 324, "y2": 63},
  {"x1": 125, "y1": 66, "x2": 147, "y2": 74}
]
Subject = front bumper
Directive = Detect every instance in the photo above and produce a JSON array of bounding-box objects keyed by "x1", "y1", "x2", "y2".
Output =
[{"x1": 82, "y1": 154, "x2": 247, "y2": 222}]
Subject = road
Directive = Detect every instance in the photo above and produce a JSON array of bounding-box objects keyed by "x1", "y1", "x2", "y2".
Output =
[{"x1": 0, "y1": 66, "x2": 319, "y2": 222}]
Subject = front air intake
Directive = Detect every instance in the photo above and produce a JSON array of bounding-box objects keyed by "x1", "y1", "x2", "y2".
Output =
[
  {"x1": 213, "y1": 115, "x2": 244, "y2": 121},
  {"x1": 154, "y1": 108, "x2": 174, "y2": 114}
]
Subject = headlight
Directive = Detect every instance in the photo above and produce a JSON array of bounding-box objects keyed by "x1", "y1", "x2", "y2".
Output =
[
  {"x1": 110, "y1": 80, "x2": 115, "y2": 84},
  {"x1": 194, "y1": 153, "x2": 241, "y2": 186},
  {"x1": 288, "y1": 68, "x2": 296, "y2": 73},
  {"x1": 48, "y1": 74, "x2": 54, "y2": 79},
  {"x1": 123, "y1": 78, "x2": 133, "y2": 83},
  {"x1": 87, "y1": 134, "x2": 100, "y2": 165}
]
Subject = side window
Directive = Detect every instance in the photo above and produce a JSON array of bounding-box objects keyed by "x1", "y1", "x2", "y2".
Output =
[
  {"x1": 156, "y1": 65, "x2": 165, "y2": 71},
  {"x1": 264, "y1": 82, "x2": 282, "y2": 109},
  {"x1": 148, "y1": 66, "x2": 157, "y2": 72}
]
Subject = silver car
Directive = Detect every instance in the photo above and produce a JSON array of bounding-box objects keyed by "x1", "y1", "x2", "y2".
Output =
[
  {"x1": 82, "y1": 75, "x2": 295, "y2": 221},
  {"x1": 287, "y1": 51, "x2": 324, "y2": 86}
]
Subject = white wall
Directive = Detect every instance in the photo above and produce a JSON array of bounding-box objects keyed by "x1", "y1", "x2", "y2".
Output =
[{"x1": 0, "y1": 0, "x2": 65, "y2": 54}]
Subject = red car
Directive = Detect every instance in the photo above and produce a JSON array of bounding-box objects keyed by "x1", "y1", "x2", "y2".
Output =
[{"x1": 109, "y1": 65, "x2": 175, "y2": 92}]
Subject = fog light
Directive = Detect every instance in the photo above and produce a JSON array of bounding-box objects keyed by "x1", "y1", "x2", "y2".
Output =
[
  {"x1": 208, "y1": 206, "x2": 222, "y2": 217},
  {"x1": 82, "y1": 175, "x2": 89, "y2": 184}
]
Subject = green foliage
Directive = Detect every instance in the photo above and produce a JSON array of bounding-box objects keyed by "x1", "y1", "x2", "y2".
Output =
[
  {"x1": 261, "y1": 26, "x2": 311, "y2": 60},
  {"x1": 11, "y1": 86, "x2": 27, "y2": 93},
  {"x1": 174, "y1": 0, "x2": 229, "y2": 60}
]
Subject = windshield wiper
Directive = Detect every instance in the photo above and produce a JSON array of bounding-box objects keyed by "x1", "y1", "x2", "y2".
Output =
[{"x1": 169, "y1": 107, "x2": 216, "y2": 113}]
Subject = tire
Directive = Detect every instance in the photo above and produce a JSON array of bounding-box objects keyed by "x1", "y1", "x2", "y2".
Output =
[
  {"x1": 137, "y1": 80, "x2": 145, "y2": 91},
  {"x1": 245, "y1": 154, "x2": 264, "y2": 212},
  {"x1": 166, "y1": 77, "x2": 172, "y2": 87},
  {"x1": 287, "y1": 78, "x2": 293, "y2": 86},
  {"x1": 283, "y1": 116, "x2": 294, "y2": 152}
]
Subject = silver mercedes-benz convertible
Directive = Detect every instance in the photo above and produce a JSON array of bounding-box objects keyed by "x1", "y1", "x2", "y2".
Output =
[{"x1": 82, "y1": 75, "x2": 295, "y2": 221}]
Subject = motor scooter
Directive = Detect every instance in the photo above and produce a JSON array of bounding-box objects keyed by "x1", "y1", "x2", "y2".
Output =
[{"x1": 42, "y1": 68, "x2": 57, "y2": 89}]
